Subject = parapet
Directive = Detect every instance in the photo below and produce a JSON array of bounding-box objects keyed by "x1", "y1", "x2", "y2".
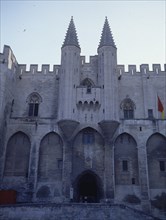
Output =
[
  {"x1": 18, "y1": 64, "x2": 60, "y2": 75},
  {"x1": 80, "y1": 55, "x2": 98, "y2": 65},
  {"x1": 117, "y1": 64, "x2": 166, "y2": 75}
]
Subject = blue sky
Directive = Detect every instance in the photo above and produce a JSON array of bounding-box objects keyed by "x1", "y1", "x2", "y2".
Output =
[{"x1": 1, "y1": 0, "x2": 165, "y2": 69}]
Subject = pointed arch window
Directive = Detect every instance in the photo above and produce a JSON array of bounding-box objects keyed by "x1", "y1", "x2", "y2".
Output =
[
  {"x1": 120, "y1": 97, "x2": 135, "y2": 119},
  {"x1": 27, "y1": 93, "x2": 42, "y2": 117},
  {"x1": 81, "y1": 78, "x2": 94, "y2": 94}
]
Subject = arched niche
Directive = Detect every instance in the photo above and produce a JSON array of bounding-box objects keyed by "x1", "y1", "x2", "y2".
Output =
[
  {"x1": 38, "y1": 132, "x2": 63, "y2": 181},
  {"x1": 114, "y1": 133, "x2": 139, "y2": 185},
  {"x1": 72, "y1": 127, "x2": 104, "y2": 180},
  {"x1": 73, "y1": 170, "x2": 103, "y2": 203},
  {"x1": 146, "y1": 133, "x2": 166, "y2": 189},
  {"x1": 4, "y1": 131, "x2": 30, "y2": 177}
]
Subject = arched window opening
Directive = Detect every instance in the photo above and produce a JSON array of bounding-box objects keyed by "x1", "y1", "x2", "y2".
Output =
[
  {"x1": 27, "y1": 93, "x2": 42, "y2": 117},
  {"x1": 120, "y1": 97, "x2": 135, "y2": 119}
]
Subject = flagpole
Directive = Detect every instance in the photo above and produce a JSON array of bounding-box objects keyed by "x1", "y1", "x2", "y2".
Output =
[{"x1": 157, "y1": 92, "x2": 159, "y2": 119}]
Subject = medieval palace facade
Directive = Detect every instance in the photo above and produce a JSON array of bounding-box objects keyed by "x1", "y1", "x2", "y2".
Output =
[{"x1": 0, "y1": 17, "x2": 166, "y2": 214}]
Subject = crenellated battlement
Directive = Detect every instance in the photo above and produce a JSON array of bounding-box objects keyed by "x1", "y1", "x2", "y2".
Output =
[
  {"x1": 18, "y1": 64, "x2": 60, "y2": 75},
  {"x1": 117, "y1": 64, "x2": 166, "y2": 76},
  {"x1": 0, "y1": 45, "x2": 61, "y2": 76},
  {"x1": 81, "y1": 55, "x2": 98, "y2": 65}
]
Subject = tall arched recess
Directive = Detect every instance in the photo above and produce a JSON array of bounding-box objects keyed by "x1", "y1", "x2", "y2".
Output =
[
  {"x1": 4, "y1": 132, "x2": 30, "y2": 177},
  {"x1": 38, "y1": 132, "x2": 63, "y2": 181},
  {"x1": 146, "y1": 133, "x2": 166, "y2": 189},
  {"x1": 72, "y1": 127, "x2": 104, "y2": 202},
  {"x1": 114, "y1": 133, "x2": 140, "y2": 201},
  {"x1": 72, "y1": 127, "x2": 104, "y2": 179}
]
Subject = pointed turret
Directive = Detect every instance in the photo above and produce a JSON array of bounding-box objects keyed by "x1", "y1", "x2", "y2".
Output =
[
  {"x1": 62, "y1": 16, "x2": 80, "y2": 48},
  {"x1": 97, "y1": 17, "x2": 118, "y2": 121},
  {"x1": 98, "y1": 17, "x2": 116, "y2": 49},
  {"x1": 59, "y1": 17, "x2": 80, "y2": 120}
]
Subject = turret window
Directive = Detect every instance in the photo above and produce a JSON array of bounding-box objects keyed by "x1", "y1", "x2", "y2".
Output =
[{"x1": 27, "y1": 92, "x2": 42, "y2": 117}]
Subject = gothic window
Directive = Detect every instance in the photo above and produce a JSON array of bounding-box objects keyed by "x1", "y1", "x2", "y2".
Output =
[
  {"x1": 120, "y1": 97, "x2": 135, "y2": 119},
  {"x1": 81, "y1": 78, "x2": 94, "y2": 94},
  {"x1": 27, "y1": 93, "x2": 42, "y2": 117}
]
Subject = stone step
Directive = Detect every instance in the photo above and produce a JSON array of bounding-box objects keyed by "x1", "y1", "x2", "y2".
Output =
[{"x1": 0, "y1": 203, "x2": 160, "y2": 220}]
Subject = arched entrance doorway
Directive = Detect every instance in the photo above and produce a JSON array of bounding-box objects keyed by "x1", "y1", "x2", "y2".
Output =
[{"x1": 74, "y1": 171, "x2": 102, "y2": 203}]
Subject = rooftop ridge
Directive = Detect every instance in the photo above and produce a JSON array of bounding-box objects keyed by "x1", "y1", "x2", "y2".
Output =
[
  {"x1": 98, "y1": 17, "x2": 116, "y2": 49},
  {"x1": 62, "y1": 16, "x2": 80, "y2": 48}
]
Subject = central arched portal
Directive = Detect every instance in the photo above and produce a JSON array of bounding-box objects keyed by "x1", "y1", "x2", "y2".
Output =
[{"x1": 74, "y1": 171, "x2": 102, "y2": 203}]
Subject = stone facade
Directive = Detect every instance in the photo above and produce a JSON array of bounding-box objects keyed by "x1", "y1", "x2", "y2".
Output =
[{"x1": 0, "y1": 17, "x2": 166, "y2": 217}]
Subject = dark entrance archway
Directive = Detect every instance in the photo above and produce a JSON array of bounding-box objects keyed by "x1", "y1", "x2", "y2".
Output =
[{"x1": 73, "y1": 171, "x2": 103, "y2": 203}]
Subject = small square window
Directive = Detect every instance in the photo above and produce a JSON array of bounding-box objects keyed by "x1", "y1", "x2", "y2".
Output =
[{"x1": 148, "y1": 109, "x2": 153, "y2": 119}]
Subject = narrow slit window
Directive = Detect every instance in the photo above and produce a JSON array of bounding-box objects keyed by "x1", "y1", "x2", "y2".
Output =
[
  {"x1": 122, "y1": 160, "x2": 128, "y2": 171},
  {"x1": 132, "y1": 178, "x2": 135, "y2": 185},
  {"x1": 159, "y1": 161, "x2": 165, "y2": 171}
]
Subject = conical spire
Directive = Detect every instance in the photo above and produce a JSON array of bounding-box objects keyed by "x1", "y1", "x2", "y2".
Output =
[
  {"x1": 98, "y1": 17, "x2": 116, "y2": 49},
  {"x1": 62, "y1": 16, "x2": 80, "y2": 48}
]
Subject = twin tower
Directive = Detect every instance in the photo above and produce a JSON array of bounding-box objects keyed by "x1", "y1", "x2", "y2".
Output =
[{"x1": 58, "y1": 17, "x2": 119, "y2": 124}]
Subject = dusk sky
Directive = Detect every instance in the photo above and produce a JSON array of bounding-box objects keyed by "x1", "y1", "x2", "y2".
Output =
[{"x1": 1, "y1": 0, "x2": 165, "y2": 70}]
